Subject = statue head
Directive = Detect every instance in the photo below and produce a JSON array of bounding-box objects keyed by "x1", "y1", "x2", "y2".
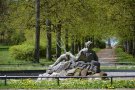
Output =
[{"x1": 85, "y1": 41, "x2": 92, "y2": 49}]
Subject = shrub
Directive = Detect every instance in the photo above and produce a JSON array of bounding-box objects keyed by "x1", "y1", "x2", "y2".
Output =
[
  {"x1": 2, "y1": 28, "x2": 26, "y2": 45},
  {"x1": 95, "y1": 40, "x2": 106, "y2": 49},
  {"x1": 9, "y1": 43, "x2": 56, "y2": 61},
  {"x1": 9, "y1": 44, "x2": 35, "y2": 61}
]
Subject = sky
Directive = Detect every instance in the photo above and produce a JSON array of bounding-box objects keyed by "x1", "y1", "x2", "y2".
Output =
[{"x1": 105, "y1": 37, "x2": 118, "y2": 47}]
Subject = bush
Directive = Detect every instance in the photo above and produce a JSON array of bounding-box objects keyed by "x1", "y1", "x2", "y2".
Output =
[
  {"x1": 95, "y1": 40, "x2": 106, "y2": 49},
  {"x1": 1, "y1": 28, "x2": 26, "y2": 45},
  {"x1": 9, "y1": 43, "x2": 56, "y2": 61},
  {"x1": 9, "y1": 44, "x2": 35, "y2": 61}
]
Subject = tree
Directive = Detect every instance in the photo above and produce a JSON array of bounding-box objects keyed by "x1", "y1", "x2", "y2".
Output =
[
  {"x1": 34, "y1": 0, "x2": 40, "y2": 63},
  {"x1": 46, "y1": 19, "x2": 52, "y2": 60},
  {"x1": 56, "y1": 21, "x2": 62, "y2": 58}
]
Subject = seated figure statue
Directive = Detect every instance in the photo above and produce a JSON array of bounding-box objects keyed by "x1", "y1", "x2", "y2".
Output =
[
  {"x1": 76, "y1": 41, "x2": 100, "y2": 73},
  {"x1": 76, "y1": 41, "x2": 98, "y2": 62}
]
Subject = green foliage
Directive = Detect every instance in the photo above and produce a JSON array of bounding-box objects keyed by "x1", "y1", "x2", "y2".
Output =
[
  {"x1": 9, "y1": 42, "x2": 56, "y2": 61},
  {"x1": 0, "y1": 79, "x2": 135, "y2": 89},
  {"x1": 1, "y1": 0, "x2": 135, "y2": 43},
  {"x1": 1, "y1": 0, "x2": 135, "y2": 62},
  {"x1": 10, "y1": 31, "x2": 26, "y2": 45},
  {"x1": 115, "y1": 48, "x2": 135, "y2": 62},
  {"x1": 95, "y1": 40, "x2": 106, "y2": 49},
  {"x1": 1, "y1": 0, "x2": 134, "y2": 46},
  {"x1": 92, "y1": 48, "x2": 101, "y2": 52},
  {"x1": 9, "y1": 44, "x2": 35, "y2": 61},
  {"x1": 0, "y1": 44, "x2": 34, "y2": 64},
  {"x1": 0, "y1": 28, "x2": 26, "y2": 45}
]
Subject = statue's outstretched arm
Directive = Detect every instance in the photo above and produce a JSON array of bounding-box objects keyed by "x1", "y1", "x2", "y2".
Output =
[
  {"x1": 69, "y1": 54, "x2": 76, "y2": 67},
  {"x1": 51, "y1": 54, "x2": 65, "y2": 67}
]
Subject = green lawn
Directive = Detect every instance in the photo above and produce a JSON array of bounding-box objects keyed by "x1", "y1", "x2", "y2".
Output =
[
  {"x1": 0, "y1": 45, "x2": 53, "y2": 71},
  {"x1": 115, "y1": 48, "x2": 135, "y2": 62},
  {"x1": 101, "y1": 66, "x2": 135, "y2": 70},
  {"x1": 0, "y1": 79, "x2": 135, "y2": 89},
  {"x1": 0, "y1": 45, "x2": 12, "y2": 64},
  {"x1": 0, "y1": 45, "x2": 135, "y2": 71}
]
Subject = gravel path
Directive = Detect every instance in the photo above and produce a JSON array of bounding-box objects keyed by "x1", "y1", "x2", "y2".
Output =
[
  {"x1": 96, "y1": 48, "x2": 135, "y2": 78},
  {"x1": 97, "y1": 48, "x2": 117, "y2": 63}
]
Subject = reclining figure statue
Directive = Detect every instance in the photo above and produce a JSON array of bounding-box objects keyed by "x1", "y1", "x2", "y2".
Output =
[
  {"x1": 37, "y1": 41, "x2": 101, "y2": 81},
  {"x1": 47, "y1": 41, "x2": 100, "y2": 75},
  {"x1": 50, "y1": 52, "x2": 76, "y2": 68},
  {"x1": 47, "y1": 52, "x2": 77, "y2": 73},
  {"x1": 37, "y1": 52, "x2": 77, "y2": 81}
]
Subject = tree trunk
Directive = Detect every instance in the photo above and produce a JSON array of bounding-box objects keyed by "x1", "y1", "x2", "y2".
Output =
[
  {"x1": 123, "y1": 41, "x2": 127, "y2": 52},
  {"x1": 75, "y1": 39, "x2": 78, "y2": 53},
  {"x1": 81, "y1": 37, "x2": 85, "y2": 48},
  {"x1": 85, "y1": 36, "x2": 89, "y2": 42},
  {"x1": 78, "y1": 40, "x2": 81, "y2": 52},
  {"x1": 126, "y1": 40, "x2": 132, "y2": 54},
  {"x1": 91, "y1": 36, "x2": 94, "y2": 48},
  {"x1": 65, "y1": 29, "x2": 69, "y2": 52},
  {"x1": 132, "y1": 30, "x2": 135, "y2": 58},
  {"x1": 126, "y1": 40, "x2": 130, "y2": 53},
  {"x1": 46, "y1": 19, "x2": 52, "y2": 60},
  {"x1": 34, "y1": 0, "x2": 40, "y2": 63},
  {"x1": 56, "y1": 22, "x2": 61, "y2": 58},
  {"x1": 129, "y1": 40, "x2": 133, "y2": 54},
  {"x1": 71, "y1": 35, "x2": 75, "y2": 54}
]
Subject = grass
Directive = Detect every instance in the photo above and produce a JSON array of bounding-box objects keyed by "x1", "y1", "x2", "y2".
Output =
[
  {"x1": 0, "y1": 45, "x2": 101, "y2": 71},
  {"x1": 0, "y1": 45, "x2": 12, "y2": 64},
  {"x1": 0, "y1": 44, "x2": 135, "y2": 71},
  {"x1": 115, "y1": 48, "x2": 135, "y2": 62},
  {"x1": 93, "y1": 48, "x2": 101, "y2": 52},
  {"x1": 0, "y1": 64, "x2": 45, "y2": 71},
  {"x1": 101, "y1": 65, "x2": 135, "y2": 70},
  {"x1": 0, "y1": 44, "x2": 54, "y2": 71},
  {"x1": 0, "y1": 79, "x2": 135, "y2": 89},
  {"x1": 99, "y1": 47, "x2": 135, "y2": 70},
  {"x1": 0, "y1": 44, "x2": 10, "y2": 49}
]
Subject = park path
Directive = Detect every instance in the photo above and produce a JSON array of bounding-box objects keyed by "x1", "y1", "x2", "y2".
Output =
[
  {"x1": 96, "y1": 48, "x2": 135, "y2": 79},
  {"x1": 96, "y1": 48, "x2": 117, "y2": 63}
]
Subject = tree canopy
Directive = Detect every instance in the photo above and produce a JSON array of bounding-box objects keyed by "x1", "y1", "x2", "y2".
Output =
[{"x1": 0, "y1": 0, "x2": 135, "y2": 60}]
